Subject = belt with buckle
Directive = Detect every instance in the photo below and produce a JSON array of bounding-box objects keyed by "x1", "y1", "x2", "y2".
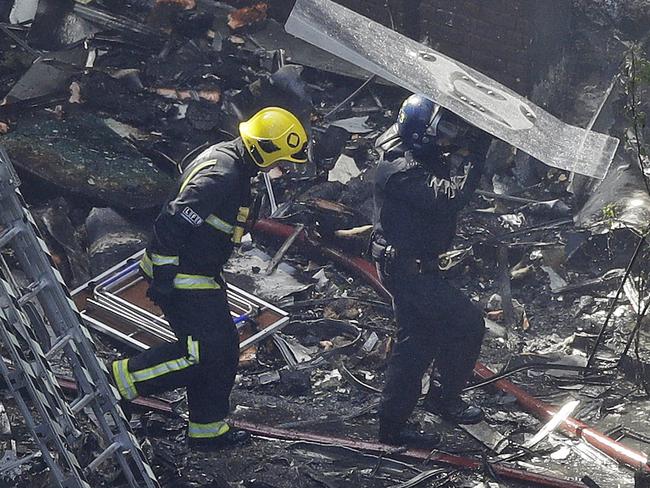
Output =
[{"x1": 371, "y1": 240, "x2": 438, "y2": 275}]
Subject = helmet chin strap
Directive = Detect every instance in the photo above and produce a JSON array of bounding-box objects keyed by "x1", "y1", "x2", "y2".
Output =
[{"x1": 237, "y1": 137, "x2": 264, "y2": 175}]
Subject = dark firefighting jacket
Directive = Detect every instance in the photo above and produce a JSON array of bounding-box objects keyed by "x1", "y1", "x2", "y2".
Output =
[
  {"x1": 373, "y1": 129, "x2": 488, "y2": 259},
  {"x1": 140, "y1": 138, "x2": 257, "y2": 293}
]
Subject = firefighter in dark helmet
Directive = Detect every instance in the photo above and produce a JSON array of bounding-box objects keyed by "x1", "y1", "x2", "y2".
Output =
[{"x1": 371, "y1": 94, "x2": 492, "y2": 447}]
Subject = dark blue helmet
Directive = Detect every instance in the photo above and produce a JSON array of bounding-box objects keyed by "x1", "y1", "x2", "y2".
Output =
[{"x1": 396, "y1": 94, "x2": 442, "y2": 150}]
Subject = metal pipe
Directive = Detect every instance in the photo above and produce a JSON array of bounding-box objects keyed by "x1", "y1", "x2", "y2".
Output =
[
  {"x1": 263, "y1": 172, "x2": 278, "y2": 214},
  {"x1": 99, "y1": 271, "x2": 256, "y2": 322},
  {"x1": 98, "y1": 261, "x2": 140, "y2": 289},
  {"x1": 87, "y1": 298, "x2": 177, "y2": 343}
]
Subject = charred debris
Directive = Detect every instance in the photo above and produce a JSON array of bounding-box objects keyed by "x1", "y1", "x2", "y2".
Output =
[{"x1": 0, "y1": 0, "x2": 649, "y2": 487}]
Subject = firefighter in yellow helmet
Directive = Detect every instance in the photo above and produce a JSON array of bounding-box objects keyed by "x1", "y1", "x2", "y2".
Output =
[{"x1": 112, "y1": 107, "x2": 308, "y2": 451}]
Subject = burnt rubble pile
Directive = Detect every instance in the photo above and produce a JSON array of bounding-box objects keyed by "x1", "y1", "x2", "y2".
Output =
[{"x1": 0, "y1": 1, "x2": 650, "y2": 487}]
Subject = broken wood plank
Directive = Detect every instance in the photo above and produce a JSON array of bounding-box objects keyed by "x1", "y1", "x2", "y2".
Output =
[
  {"x1": 334, "y1": 224, "x2": 373, "y2": 239},
  {"x1": 265, "y1": 224, "x2": 304, "y2": 275},
  {"x1": 459, "y1": 421, "x2": 509, "y2": 454},
  {"x1": 497, "y1": 245, "x2": 515, "y2": 327}
]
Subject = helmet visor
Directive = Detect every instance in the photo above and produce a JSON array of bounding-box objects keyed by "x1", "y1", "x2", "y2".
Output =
[{"x1": 425, "y1": 107, "x2": 443, "y2": 137}]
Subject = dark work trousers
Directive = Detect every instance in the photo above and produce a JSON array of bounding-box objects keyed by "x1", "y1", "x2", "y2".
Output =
[
  {"x1": 379, "y1": 268, "x2": 485, "y2": 430},
  {"x1": 115, "y1": 289, "x2": 239, "y2": 427}
]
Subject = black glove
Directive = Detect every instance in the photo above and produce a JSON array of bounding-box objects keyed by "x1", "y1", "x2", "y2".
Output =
[
  {"x1": 464, "y1": 126, "x2": 493, "y2": 157},
  {"x1": 146, "y1": 264, "x2": 177, "y2": 304}
]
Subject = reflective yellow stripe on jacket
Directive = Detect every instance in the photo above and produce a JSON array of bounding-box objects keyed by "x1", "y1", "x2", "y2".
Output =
[
  {"x1": 140, "y1": 254, "x2": 220, "y2": 290},
  {"x1": 140, "y1": 252, "x2": 179, "y2": 277},
  {"x1": 173, "y1": 274, "x2": 220, "y2": 290},
  {"x1": 151, "y1": 253, "x2": 179, "y2": 266},
  {"x1": 179, "y1": 160, "x2": 217, "y2": 193},
  {"x1": 205, "y1": 214, "x2": 234, "y2": 234},
  {"x1": 232, "y1": 206, "x2": 250, "y2": 244},
  {"x1": 140, "y1": 252, "x2": 154, "y2": 278}
]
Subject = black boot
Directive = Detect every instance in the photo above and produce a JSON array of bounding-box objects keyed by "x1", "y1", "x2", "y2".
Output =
[
  {"x1": 379, "y1": 421, "x2": 441, "y2": 449},
  {"x1": 423, "y1": 395, "x2": 484, "y2": 424},
  {"x1": 188, "y1": 429, "x2": 250, "y2": 452}
]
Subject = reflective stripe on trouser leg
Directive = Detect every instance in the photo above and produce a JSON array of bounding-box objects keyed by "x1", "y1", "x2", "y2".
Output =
[
  {"x1": 184, "y1": 292, "x2": 239, "y2": 441},
  {"x1": 188, "y1": 420, "x2": 230, "y2": 439},
  {"x1": 129, "y1": 336, "x2": 200, "y2": 384},
  {"x1": 112, "y1": 358, "x2": 138, "y2": 400}
]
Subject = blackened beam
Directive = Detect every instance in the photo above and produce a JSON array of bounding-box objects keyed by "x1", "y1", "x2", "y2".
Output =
[{"x1": 73, "y1": 4, "x2": 167, "y2": 43}]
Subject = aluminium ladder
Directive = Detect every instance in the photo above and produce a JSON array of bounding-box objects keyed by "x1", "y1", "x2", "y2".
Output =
[{"x1": 0, "y1": 147, "x2": 159, "y2": 487}]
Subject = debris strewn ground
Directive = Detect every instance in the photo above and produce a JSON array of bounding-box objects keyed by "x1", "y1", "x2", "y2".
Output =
[{"x1": 0, "y1": 1, "x2": 649, "y2": 487}]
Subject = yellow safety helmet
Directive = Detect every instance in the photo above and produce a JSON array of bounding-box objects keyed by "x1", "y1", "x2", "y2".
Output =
[{"x1": 239, "y1": 107, "x2": 309, "y2": 168}]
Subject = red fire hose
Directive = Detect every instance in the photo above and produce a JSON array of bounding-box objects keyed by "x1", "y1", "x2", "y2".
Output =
[
  {"x1": 231, "y1": 420, "x2": 588, "y2": 488},
  {"x1": 253, "y1": 219, "x2": 386, "y2": 294},
  {"x1": 253, "y1": 219, "x2": 650, "y2": 473},
  {"x1": 473, "y1": 362, "x2": 649, "y2": 470}
]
